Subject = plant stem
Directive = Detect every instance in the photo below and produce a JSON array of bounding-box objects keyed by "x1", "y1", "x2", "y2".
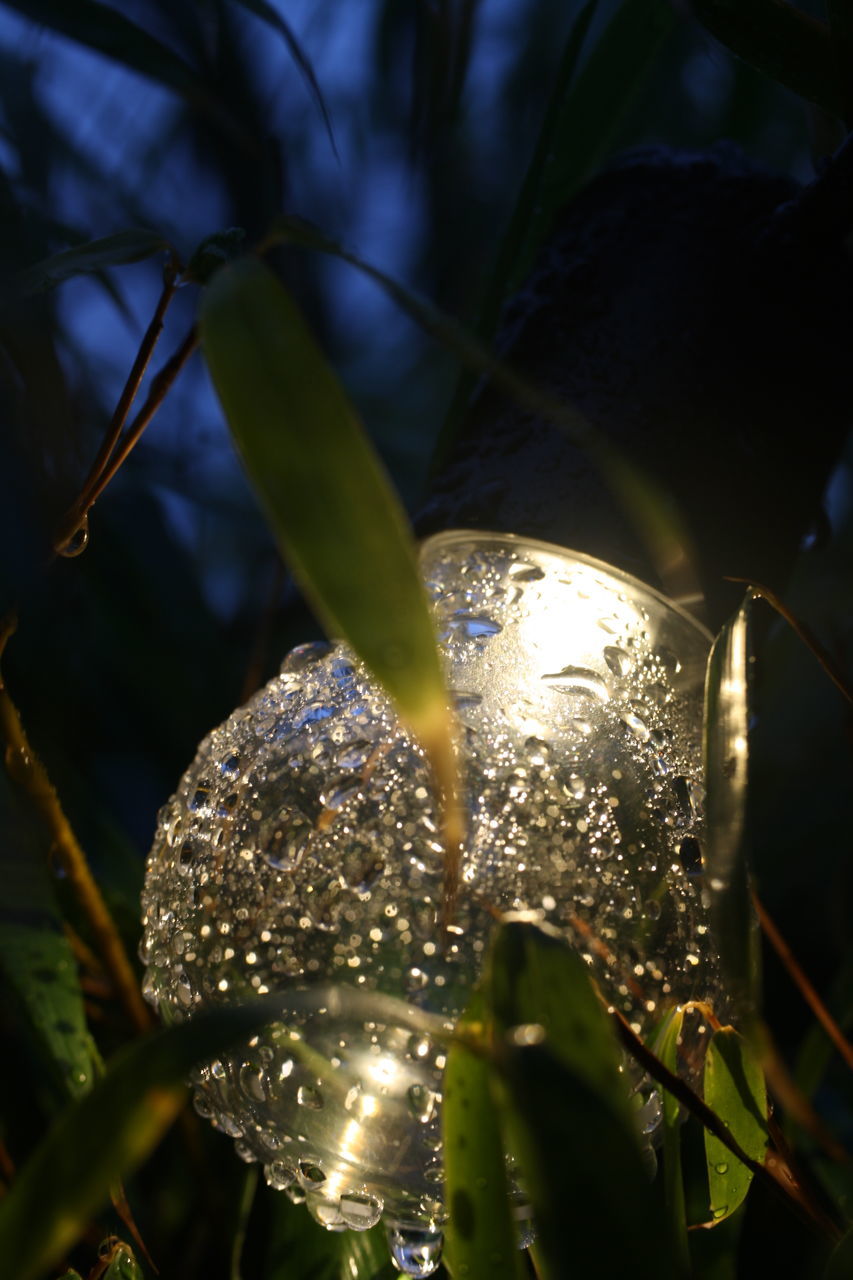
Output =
[
  {"x1": 55, "y1": 258, "x2": 181, "y2": 553},
  {"x1": 0, "y1": 640, "x2": 152, "y2": 1034},
  {"x1": 53, "y1": 325, "x2": 198, "y2": 552},
  {"x1": 611, "y1": 1007, "x2": 843, "y2": 1240}
]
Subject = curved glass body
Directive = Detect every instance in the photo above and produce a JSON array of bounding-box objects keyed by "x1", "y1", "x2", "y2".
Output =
[{"x1": 141, "y1": 532, "x2": 722, "y2": 1270}]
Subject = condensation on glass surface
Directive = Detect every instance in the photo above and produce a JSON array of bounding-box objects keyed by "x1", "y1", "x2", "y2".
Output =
[{"x1": 141, "y1": 531, "x2": 724, "y2": 1272}]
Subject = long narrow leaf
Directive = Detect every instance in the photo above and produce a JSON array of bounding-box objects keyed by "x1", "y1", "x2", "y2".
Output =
[
  {"x1": 0, "y1": 1001, "x2": 283, "y2": 1280},
  {"x1": 19, "y1": 229, "x2": 171, "y2": 294},
  {"x1": 228, "y1": 0, "x2": 336, "y2": 153},
  {"x1": 442, "y1": 996, "x2": 524, "y2": 1280},
  {"x1": 199, "y1": 257, "x2": 461, "y2": 871},
  {"x1": 703, "y1": 1027, "x2": 769, "y2": 1224},
  {"x1": 650, "y1": 1008, "x2": 688, "y2": 1266},
  {"x1": 704, "y1": 596, "x2": 759, "y2": 1016},
  {"x1": 692, "y1": 0, "x2": 843, "y2": 118}
]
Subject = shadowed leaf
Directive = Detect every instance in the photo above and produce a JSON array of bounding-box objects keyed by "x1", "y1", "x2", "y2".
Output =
[
  {"x1": 691, "y1": 0, "x2": 843, "y2": 118},
  {"x1": 199, "y1": 256, "x2": 461, "y2": 862},
  {"x1": 0, "y1": 1001, "x2": 286, "y2": 1280},
  {"x1": 650, "y1": 1007, "x2": 688, "y2": 1265},
  {"x1": 20, "y1": 229, "x2": 171, "y2": 294},
  {"x1": 704, "y1": 596, "x2": 759, "y2": 1016},
  {"x1": 442, "y1": 995, "x2": 525, "y2": 1280},
  {"x1": 703, "y1": 1027, "x2": 769, "y2": 1224}
]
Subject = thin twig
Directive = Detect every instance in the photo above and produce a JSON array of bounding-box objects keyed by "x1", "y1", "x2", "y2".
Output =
[
  {"x1": 610, "y1": 1007, "x2": 843, "y2": 1240},
  {"x1": 0, "y1": 661, "x2": 152, "y2": 1033},
  {"x1": 725, "y1": 576, "x2": 853, "y2": 706},
  {"x1": 753, "y1": 888, "x2": 853, "y2": 1075},
  {"x1": 82, "y1": 326, "x2": 199, "y2": 511}
]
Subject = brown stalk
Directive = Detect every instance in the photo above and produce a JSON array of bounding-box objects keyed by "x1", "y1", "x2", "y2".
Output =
[
  {"x1": 610, "y1": 1006, "x2": 843, "y2": 1241},
  {"x1": 0, "y1": 624, "x2": 151, "y2": 1033},
  {"x1": 54, "y1": 259, "x2": 181, "y2": 553},
  {"x1": 725, "y1": 576, "x2": 853, "y2": 706},
  {"x1": 752, "y1": 888, "x2": 853, "y2": 1075}
]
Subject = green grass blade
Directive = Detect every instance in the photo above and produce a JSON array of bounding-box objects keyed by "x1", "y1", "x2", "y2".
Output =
[
  {"x1": 704, "y1": 597, "x2": 760, "y2": 1017},
  {"x1": 19, "y1": 229, "x2": 171, "y2": 294},
  {"x1": 691, "y1": 0, "x2": 843, "y2": 118},
  {"x1": 442, "y1": 996, "x2": 525, "y2": 1280},
  {"x1": 199, "y1": 256, "x2": 461, "y2": 860},
  {"x1": 650, "y1": 1008, "x2": 688, "y2": 1268},
  {"x1": 0, "y1": 1001, "x2": 284, "y2": 1280},
  {"x1": 102, "y1": 1242, "x2": 144, "y2": 1279},
  {"x1": 826, "y1": 1222, "x2": 853, "y2": 1280},
  {"x1": 703, "y1": 1027, "x2": 769, "y2": 1225}
]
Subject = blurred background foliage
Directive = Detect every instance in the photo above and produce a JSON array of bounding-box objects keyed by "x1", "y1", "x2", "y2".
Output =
[{"x1": 0, "y1": 1, "x2": 852, "y2": 1277}]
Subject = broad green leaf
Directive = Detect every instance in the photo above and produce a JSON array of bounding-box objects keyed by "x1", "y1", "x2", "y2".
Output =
[
  {"x1": 0, "y1": 0, "x2": 244, "y2": 140},
  {"x1": 494, "y1": 1042, "x2": 679, "y2": 1280},
  {"x1": 704, "y1": 596, "x2": 760, "y2": 1016},
  {"x1": 703, "y1": 1027, "x2": 769, "y2": 1224},
  {"x1": 486, "y1": 920, "x2": 629, "y2": 1124},
  {"x1": 484, "y1": 921, "x2": 679, "y2": 1280},
  {"x1": 264, "y1": 217, "x2": 700, "y2": 605},
  {"x1": 199, "y1": 257, "x2": 460, "y2": 846},
  {"x1": 0, "y1": 776, "x2": 98, "y2": 1108},
  {"x1": 691, "y1": 0, "x2": 844, "y2": 119},
  {"x1": 442, "y1": 995, "x2": 525, "y2": 1280},
  {"x1": 0, "y1": 1000, "x2": 284, "y2": 1280},
  {"x1": 19, "y1": 229, "x2": 171, "y2": 294},
  {"x1": 228, "y1": 0, "x2": 336, "y2": 151},
  {"x1": 649, "y1": 1008, "x2": 688, "y2": 1267}
]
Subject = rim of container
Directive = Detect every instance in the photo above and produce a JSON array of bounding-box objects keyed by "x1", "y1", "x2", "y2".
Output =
[{"x1": 419, "y1": 528, "x2": 713, "y2": 643}]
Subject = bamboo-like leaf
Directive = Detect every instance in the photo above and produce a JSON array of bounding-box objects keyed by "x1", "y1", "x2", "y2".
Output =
[
  {"x1": 486, "y1": 920, "x2": 629, "y2": 1120},
  {"x1": 227, "y1": 0, "x2": 336, "y2": 152},
  {"x1": 101, "y1": 1241, "x2": 144, "y2": 1279},
  {"x1": 0, "y1": 777, "x2": 98, "y2": 1108},
  {"x1": 703, "y1": 1027, "x2": 769, "y2": 1224},
  {"x1": 442, "y1": 996, "x2": 525, "y2": 1280},
  {"x1": 704, "y1": 596, "x2": 759, "y2": 1016},
  {"x1": 650, "y1": 1008, "x2": 688, "y2": 1262},
  {"x1": 484, "y1": 921, "x2": 679, "y2": 1280},
  {"x1": 19, "y1": 229, "x2": 171, "y2": 294},
  {"x1": 0, "y1": 1001, "x2": 284, "y2": 1280},
  {"x1": 199, "y1": 257, "x2": 461, "y2": 862},
  {"x1": 262, "y1": 216, "x2": 701, "y2": 605},
  {"x1": 0, "y1": 0, "x2": 242, "y2": 136},
  {"x1": 691, "y1": 0, "x2": 844, "y2": 118},
  {"x1": 826, "y1": 1221, "x2": 853, "y2": 1280},
  {"x1": 494, "y1": 1043, "x2": 679, "y2": 1280}
]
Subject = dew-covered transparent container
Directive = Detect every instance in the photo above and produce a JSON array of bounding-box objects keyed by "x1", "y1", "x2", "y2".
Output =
[{"x1": 141, "y1": 531, "x2": 723, "y2": 1274}]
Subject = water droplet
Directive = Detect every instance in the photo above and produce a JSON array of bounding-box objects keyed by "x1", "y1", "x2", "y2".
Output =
[
  {"x1": 678, "y1": 835, "x2": 703, "y2": 875},
  {"x1": 280, "y1": 641, "x2": 333, "y2": 673},
  {"x1": 299, "y1": 1160, "x2": 326, "y2": 1185},
  {"x1": 177, "y1": 839, "x2": 197, "y2": 874},
  {"x1": 509, "y1": 1023, "x2": 546, "y2": 1046},
  {"x1": 239, "y1": 1062, "x2": 266, "y2": 1103},
  {"x1": 542, "y1": 667, "x2": 610, "y2": 702},
  {"x1": 286, "y1": 1184, "x2": 306, "y2": 1205},
  {"x1": 234, "y1": 1138, "x2": 257, "y2": 1163},
  {"x1": 407, "y1": 1034, "x2": 433, "y2": 1061},
  {"x1": 715, "y1": 1162, "x2": 729, "y2": 1175},
  {"x1": 524, "y1": 736, "x2": 550, "y2": 765},
  {"x1": 334, "y1": 739, "x2": 373, "y2": 769},
  {"x1": 340, "y1": 1191, "x2": 383, "y2": 1230},
  {"x1": 304, "y1": 1197, "x2": 346, "y2": 1230},
  {"x1": 57, "y1": 515, "x2": 89, "y2": 558},
  {"x1": 297, "y1": 1084, "x2": 323, "y2": 1109},
  {"x1": 452, "y1": 690, "x2": 483, "y2": 711},
  {"x1": 621, "y1": 710, "x2": 650, "y2": 742},
  {"x1": 259, "y1": 808, "x2": 312, "y2": 871},
  {"x1": 712, "y1": 1205, "x2": 728, "y2": 1220},
  {"x1": 408, "y1": 1083, "x2": 437, "y2": 1123},
  {"x1": 508, "y1": 562, "x2": 545, "y2": 582},
  {"x1": 604, "y1": 646, "x2": 632, "y2": 679},
  {"x1": 265, "y1": 1159, "x2": 297, "y2": 1190},
  {"x1": 448, "y1": 612, "x2": 502, "y2": 639},
  {"x1": 386, "y1": 1224, "x2": 444, "y2": 1277},
  {"x1": 192, "y1": 1089, "x2": 214, "y2": 1118}
]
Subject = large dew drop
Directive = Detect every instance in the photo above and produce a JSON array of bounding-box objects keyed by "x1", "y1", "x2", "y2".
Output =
[{"x1": 141, "y1": 531, "x2": 725, "y2": 1267}]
